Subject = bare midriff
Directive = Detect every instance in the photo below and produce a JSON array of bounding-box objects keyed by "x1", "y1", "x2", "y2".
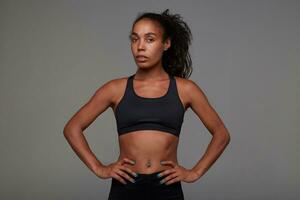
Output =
[{"x1": 117, "y1": 130, "x2": 179, "y2": 174}]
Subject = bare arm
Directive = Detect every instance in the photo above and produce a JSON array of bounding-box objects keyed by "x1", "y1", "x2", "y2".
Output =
[
  {"x1": 63, "y1": 79, "x2": 116, "y2": 177},
  {"x1": 185, "y1": 80, "x2": 231, "y2": 178}
]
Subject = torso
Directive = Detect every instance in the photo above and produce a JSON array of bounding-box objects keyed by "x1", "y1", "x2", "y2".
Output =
[{"x1": 111, "y1": 75, "x2": 189, "y2": 174}]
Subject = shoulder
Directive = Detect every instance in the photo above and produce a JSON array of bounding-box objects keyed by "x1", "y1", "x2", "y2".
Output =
[
  {"x1": 174, "y1": 76, "x2": 190, "y2": 88},
  {"x1": 174, "y1": 76, "x2": 207, "y2": 105},
  {"x1": 96, "y1": 75, "x2": 129, "y2": 91},
  {"x1": 93, "y1": 75, "x2": 130, "y2": 104},
  {"x1": 174, "y1": 76, "x2": 200, "y2": 93}
]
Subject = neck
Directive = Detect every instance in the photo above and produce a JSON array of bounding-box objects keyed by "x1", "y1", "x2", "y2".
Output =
[{"x1": 134, "y1": 63, "x2": 169, "y2": 80}]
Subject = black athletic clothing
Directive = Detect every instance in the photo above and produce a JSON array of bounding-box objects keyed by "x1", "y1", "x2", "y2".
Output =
[
  {"x1": 114, "y1": 73, "x2": 186, "y2": 137},
  {"x1": 107, "y1": 170, "x2": 185, "y2": 200}
]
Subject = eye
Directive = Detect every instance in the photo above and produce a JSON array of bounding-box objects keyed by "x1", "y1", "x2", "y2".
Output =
[
  {"x1": 130, "y1": 37, "x2": 137, "y2": 42},
  {"x1": 147, "y1": 38, "x2": 154, "y2": 42}
]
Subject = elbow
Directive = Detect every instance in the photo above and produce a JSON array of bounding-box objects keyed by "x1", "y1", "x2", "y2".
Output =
[
  {"x1": 63, "y1": 125, "x2": 72, "y2": 138},
  {"x1": 213, "y1": 127, "x2": 231, "y2": 146},
  {"x1": 63, "y1": 123, "x2": 81, "y2": 138},
  {"x1": 222, "y1": 129, "x2": 231, "y2": 145},
  {"x1": 225, "y1": 132, "x2": 230, "y2": 145},
  {"x1": 63, "y1": 121, "x2": 71, "y2": 134},
  {"x1": 217, "y1": 134, "x2": 230, "y2": 147}
]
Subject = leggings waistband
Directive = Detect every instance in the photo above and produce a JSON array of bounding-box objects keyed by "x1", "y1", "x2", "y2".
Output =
[
  {"x1": 135, "y1": 170, "x2": 164, "y2": 179},
  {"x1": 108, "y1": 170, "x2": 184, "y2": 200}
]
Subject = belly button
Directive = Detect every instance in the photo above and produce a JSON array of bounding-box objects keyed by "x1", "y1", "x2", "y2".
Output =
[{"x1": 145, "y1": 160, "x2": 151, "y2": 168}]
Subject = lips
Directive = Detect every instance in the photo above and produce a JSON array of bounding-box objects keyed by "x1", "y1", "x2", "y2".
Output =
[
  {"x1": 136, "y1": 55, "x2": 148, "y2": 62},
  {"x1": 136, "y1": 55, "x2": 148, "y2": 59}
]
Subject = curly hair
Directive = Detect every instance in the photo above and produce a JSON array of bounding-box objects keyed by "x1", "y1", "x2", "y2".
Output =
[{"x1": 130, "y1": 9, "x2": 193, "y2": 79}]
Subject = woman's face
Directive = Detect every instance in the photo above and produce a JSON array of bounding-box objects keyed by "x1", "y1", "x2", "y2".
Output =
[{"x1": 129, "y1": 18, "x2": 170, "y2": 69}]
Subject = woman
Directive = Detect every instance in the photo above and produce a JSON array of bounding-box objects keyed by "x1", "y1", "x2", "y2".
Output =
[{"x1": 63, "y1": 9, "x2": 230, "y2": 200}]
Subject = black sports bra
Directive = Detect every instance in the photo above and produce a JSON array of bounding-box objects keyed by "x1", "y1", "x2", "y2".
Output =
[{"x1": 113, "y1": 73, "x2": 186, "y2": 137}]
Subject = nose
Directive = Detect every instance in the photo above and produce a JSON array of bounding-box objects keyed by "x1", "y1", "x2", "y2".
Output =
[{"x1": 137, "y1": 40, "x2": 145, "y2": 50}]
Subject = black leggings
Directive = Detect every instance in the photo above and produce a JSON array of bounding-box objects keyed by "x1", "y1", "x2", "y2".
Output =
[{"x1": 107, "y1": 170, "x2": 185, "y2": 200}]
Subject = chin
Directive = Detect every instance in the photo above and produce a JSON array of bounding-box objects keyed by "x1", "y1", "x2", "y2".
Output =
[{"x1": 136, "y1": 62, "x2": 152, "y2": 68}]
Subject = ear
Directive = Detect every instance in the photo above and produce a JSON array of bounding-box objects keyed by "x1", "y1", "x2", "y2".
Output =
[{"x1": 164, "y1": 37, "x2": 171, "y2": 51}]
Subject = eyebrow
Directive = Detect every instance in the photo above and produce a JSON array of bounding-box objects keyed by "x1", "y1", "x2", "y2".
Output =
[{"x1": 129, "y1": 32, "x2": 157, "y2": 37}]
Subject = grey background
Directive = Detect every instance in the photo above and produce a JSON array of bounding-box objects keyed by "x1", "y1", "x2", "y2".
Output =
[{"x1": 1, "y1": 0, "x2": 299, "y2": 199}]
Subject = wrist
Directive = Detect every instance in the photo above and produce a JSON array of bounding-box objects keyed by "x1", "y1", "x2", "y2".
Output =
[
  {"x1": 191, "y1": 168, "x2": 203, "y2": 178},
  {"x1": 92, "y1": 164, "x2": 106, "y2": 178}
]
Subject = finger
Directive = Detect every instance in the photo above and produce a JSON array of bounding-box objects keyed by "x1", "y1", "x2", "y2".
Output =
[
  {"x1": 160, "y1": 172, "x2": 179, "y2": 185},
  {"x1": 116, "y1": 168, "x2": 135, "y2": 183},
  {"x1": 165, "y1": 176, "x2": 181, "y2": 185},
  {"x1": 112, "y1": 172, "x2": 127, "y2": 185},
  {"x1": 120, "y1": 165, "x2": 138, "y2": 178},
  {"x1": 158, "y1": 168, "x2": 176, "y2": 178},
  {"x1": 120, "y1": 158, "x2": 136, "y2": 165},
  {"x1": 160, "y1": 160, "x2": 176, "y2": 168},
  {"x1": 160, "y1": 172, "x2": 179, "y2": 184}
]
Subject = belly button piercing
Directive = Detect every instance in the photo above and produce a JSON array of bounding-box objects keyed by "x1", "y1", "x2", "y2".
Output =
[{"x1": 146, "y1": 160, "x2": 151, "y2": 168}]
